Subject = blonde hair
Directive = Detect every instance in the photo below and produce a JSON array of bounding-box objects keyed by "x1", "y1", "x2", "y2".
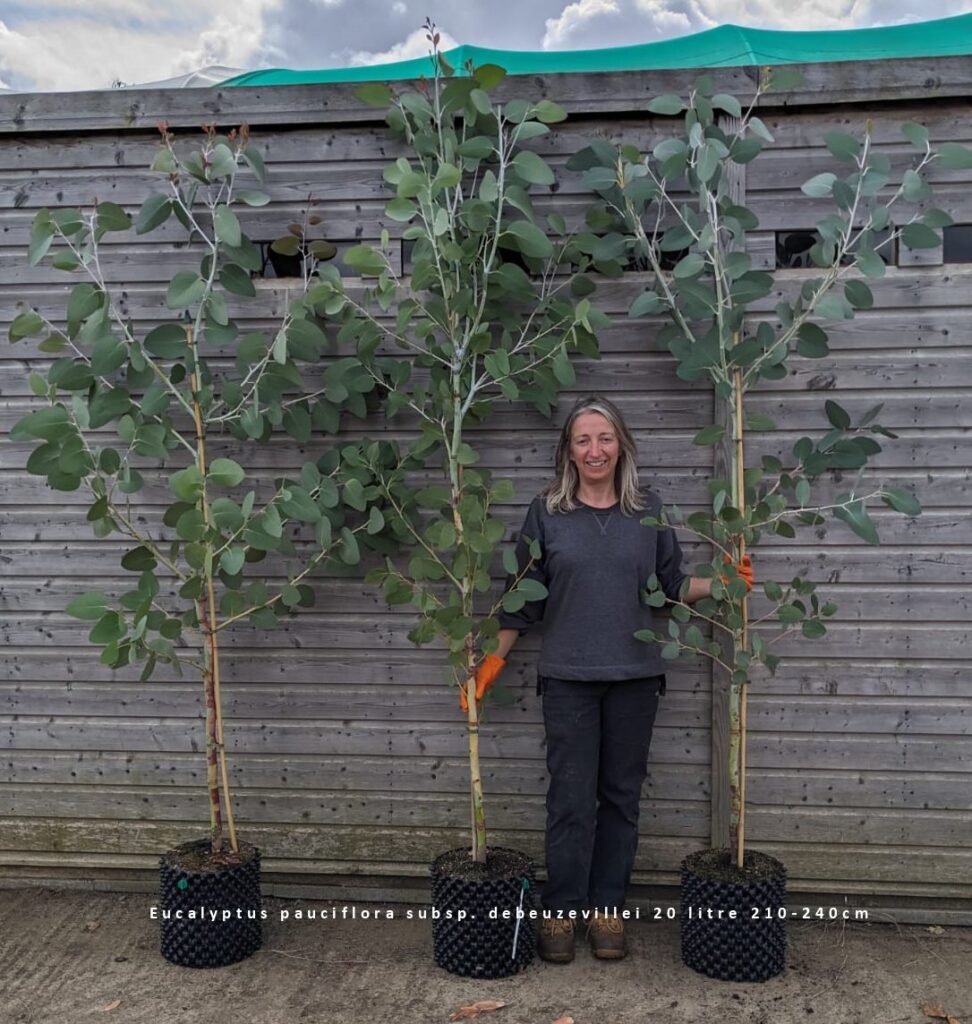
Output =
[{"x1": 544, "y1": 395, "x2": 645, "y2": 515}]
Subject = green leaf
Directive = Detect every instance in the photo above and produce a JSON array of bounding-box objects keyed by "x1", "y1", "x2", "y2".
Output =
[
  {"x1": 834, "y1": 501, "x2": 880, "y2": 545},
  {"x1": 220, "y1": 546, "x2": 246, "y2": 576},
  {"x1": 693, "y1": 424, "x2": 724, "y2": 446},
  {"x1": 532, "y1": 99, "x2": 567, "y2": 123},
  {"x1": 824, "y1": 132, "x2": 860, "y2": 162},
  {"x1": 815, "y1": 292, "x2": 852, "y2": 321},
  {"x1": 516, "y1": 578, "x2": 548, "y2": 602},
  {"x1": 213, "y1": 205, "x2": 242, "y2": 247},
  {"x1": 338, "y1": 527, "x2": 360, "y2": 565},
  {"x1": 236, "y1": 189, "x2": 271, "y2": 206},
  {"x1": 937, "y1": 142, "x2": 972, "y2": 170},
  {"x1": 474, "y1": 63, "x2": 506, "y2": 89},
  {"x1": 170, "y1": 465, "x2": 204, "y2": 500},
  {"x1": 629, "y1": 291, "x2": 663, "y2": 317},
  {"x1": 825, "y1": 400, "x2": 850, "y2": 430},
  {"x1": 219, "y1": 263, "x2": 256, "y2": 297},
  {"x1": 89, "y1": 611, "x2": 125, "y2": 644},
  {"x1": 343, "y1": 478, "x2": 367, "y2": 511},
  {"x1": 355, "y1": 82, "x2": 393, "y2": 107},
  {"x1": 648, "y1": 94, "x2": 684, "y2": 115},
  {"x1": 801, "y1": 172, "x2": 837, "y2": 198},
  {"x1": 802, "y1": 620, "x2": 827, "y2": 639},
  {"x1": 901, "y1": 122, "x2": 929, "y2": 149},
  {"x1": 512, "y1": 150, "x2": 555, "y2": 186},
  {"x1": 9, "y1": 311, "x2": 45, "y2": 342},
  {"x1": 900, "y1": 223, "x2": 940, "y2": 250},
  {"x1": 135, "y1": 194, "x2": 172, "y2": 235},
  {"x1": 344, "y1": 244, "x2": 386, "y2": 276},
  {"x1": 711, "y1": 93, "x2": 741, "y2": 117},
  {"x1": 844, "y1": 279, "x2": 873, "y2": 310},
  {"x1": 121, "y1": 545, "x2": 156, "y2": 571},
  {"x1": 882, "y1": 488, "x2": 921, "y2": 517},
  {"x1": 28, "y1": 211, "x2": 55, "y2": 266},
  {"x1": 209, "y1": 457, "x2": 245, "y2": 488},
  {"x1": 385, "y1": 197, "x2": 418, "y2": 222},
  {"x1": 502, "y1": 220, "x2": 553, "y2": 259},
  {"x1": 501, "y1": 591, "x2": 526, "y2": 614},
  {"x1": 66, "y1": 591, "x2": 109, "y2": 620},
  {"x1": 96, "y1": 202, "x2": 131, "y2": 232},
  {"x1": 143, "y1": 324, "x2": 188, "y2": 359},
  {"x1": 166, "y1": 271, "x2": 206, "y2": 309},
  {"x1": 672, "y1": 252, "x2": 705, "y2": 279}
]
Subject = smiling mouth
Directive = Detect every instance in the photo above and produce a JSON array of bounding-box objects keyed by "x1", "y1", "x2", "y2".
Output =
[{"x1": 586, "y1": 460, "x2": 608, "y2": 467}]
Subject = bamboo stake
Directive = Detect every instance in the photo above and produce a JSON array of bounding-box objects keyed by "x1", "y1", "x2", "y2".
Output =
[
  {"x1": 734, "y1": 365, "x2": 749, "y2": 870},
  {"x1": 186, "y1": 325, "x2": 239, "y2": 855},
  {"x1": 465, "y1": 638, "x2": 488, "y2": 864}
]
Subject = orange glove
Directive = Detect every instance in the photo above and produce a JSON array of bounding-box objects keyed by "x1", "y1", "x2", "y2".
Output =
[
  {"x1": 720, "y1": 554, "x2": 754, "y2": 593},
  {"x1": 459, "y1": 654, "x2": 506, "y2": 713}
]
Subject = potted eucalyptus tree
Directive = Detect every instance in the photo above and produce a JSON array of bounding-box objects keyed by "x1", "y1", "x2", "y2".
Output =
[
  {"x1": 571, "y1": 71, "x2": 963, "y2": 980},
  {"x1": 308, "y1": 28, "x2": 604, "y2": 976},
  {"x1": 9, "y1": 124, "x2": 387, "y2": 967}
]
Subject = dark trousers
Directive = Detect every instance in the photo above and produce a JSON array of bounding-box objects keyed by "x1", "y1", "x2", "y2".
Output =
[{"x1": 540, "y1": 676, "x2": 662, "y2": 913}]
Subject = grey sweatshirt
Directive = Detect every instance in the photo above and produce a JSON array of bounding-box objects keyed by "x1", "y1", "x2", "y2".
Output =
[{"x1": 497, "y1": 490, "x2": 688, "y2": 686}]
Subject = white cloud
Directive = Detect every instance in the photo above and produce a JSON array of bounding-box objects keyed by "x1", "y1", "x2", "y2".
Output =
[
  {"x1": 348, "y1": 25, "x2": 459, "y2": 66},
  {"x1": 392, "y1": 1, "x2": 408, "y2": 12},
  {"x1": 542, "y1": 0, "x2": 620, "y2": 49},
  {"x1": 0, "y1": 0, "x2": 282, "y2": 91}
]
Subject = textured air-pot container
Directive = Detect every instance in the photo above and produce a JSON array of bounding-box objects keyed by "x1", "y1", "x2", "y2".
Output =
[
  {"x1": 158, "y1": 839, "x2": 262, "y2": 968},
  {"x1": 680, "y1": 848, "x2": 787, "y2": 983},
  {"x1": 429, "y1": 847, "x2": 536, "y2": 978}
]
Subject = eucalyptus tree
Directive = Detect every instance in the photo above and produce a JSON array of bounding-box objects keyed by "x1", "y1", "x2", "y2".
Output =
[
  {"x1": 310, "y1": 32, "x2": 604, "y2": 864},
  {"x1": 9, "y1": 124, "x2": 386, "y2": 861},
  {"x1": 570, "y1": 72, "x2": 967, "y2": 868}
]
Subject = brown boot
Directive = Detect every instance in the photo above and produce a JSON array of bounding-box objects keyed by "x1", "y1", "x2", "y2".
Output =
[
  {"x1": 587, "y1": 912, "x2": 627, "y2": 960},
  {"x1": 537, "y1": 918, "x2": 576, "y2": 963}
]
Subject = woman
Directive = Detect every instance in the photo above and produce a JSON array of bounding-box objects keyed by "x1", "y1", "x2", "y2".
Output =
[{"x1": 466, "y1": 395, "x2": 752, "y2": 964}]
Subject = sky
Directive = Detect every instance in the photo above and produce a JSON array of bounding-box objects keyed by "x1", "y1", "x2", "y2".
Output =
[{"x1": 1, "y1": 0, "x2": 971, "y2": 92}]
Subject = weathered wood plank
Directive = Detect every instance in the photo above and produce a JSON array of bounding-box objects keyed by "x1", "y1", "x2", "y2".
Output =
[
  {"x1": 0, "y1": 749, "x2": 707, "y2": 797},
  {"x1": 0, "y1": 716, "x2": 713, "y2": 762},
  {"x1": 0, "y1": 613, "x2": 966, "y2": 659},
  {"x1": 746, "y1": 806, "x2": 972, "y2": 846},
  {"x1": 0, "y1": 681, "x2": 710, "y2": 726},
  {"x1": 3, "y1": 575, "x2": 967, "y2": 620},
  {"x1": 3, "y1": 817, "x2": 971, "y2": 886},
  {"x1": 3, "y1": 58, "x2": 972, "y2": 136},
  {"x1": 0, "y1": 784, "x2": 710, "y2": 835},
  {"x1": 746, "y1": 768, "x2": 972, "y2": 811},
  {"x1": 748, "y1": 733, "x2": 972, "y2": 772}
]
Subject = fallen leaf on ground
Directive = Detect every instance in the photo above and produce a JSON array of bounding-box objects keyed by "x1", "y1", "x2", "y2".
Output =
[
  {"x1": 552, "y1": 1017, "x2": 575, "y2": 1024},
  {"x1": 84, "y1": 920, "x2": 100, "y2": 932},
  {"x1": 449, "y1": 1000, "x2": 508, "y2": 1021},
  {"x1": 101, "y1": 1000, "x2": 121, "y2": 1012},
  {"x1": 926, "y1": 925, "x2": 945, "y2": 935},
  {"x1": 922, "y1": 1005, "x2": 962, "y2": 1024}
]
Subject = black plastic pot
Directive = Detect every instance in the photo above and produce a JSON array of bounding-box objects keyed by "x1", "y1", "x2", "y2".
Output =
[
  {"x1": 680, "y1": 848, "x2": 787, "y2": 982},
  {"x1": 430, "y1": 846, "x2": 536, "y2": 978},
  {"x1": 158, "y1": 839, "x2": 262, "y2": 968}
]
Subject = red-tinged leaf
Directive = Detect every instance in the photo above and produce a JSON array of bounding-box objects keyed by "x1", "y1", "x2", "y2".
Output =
[
  {"x1": 552, "y1": 1017, "x2": 575, "y2": 1024},
  {"x1": 449, "y1": 1001, "x2": 508, "y2": 1021},
  {"x1": 101, "y1": 999, "x2": 122, "y2": 1012}
]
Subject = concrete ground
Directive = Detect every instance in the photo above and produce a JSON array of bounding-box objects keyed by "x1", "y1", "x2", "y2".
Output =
[{"x1": 1, "y1": 888, "x2": 969, "y2": 1024}]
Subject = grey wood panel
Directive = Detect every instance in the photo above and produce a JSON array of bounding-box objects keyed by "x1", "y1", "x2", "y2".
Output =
[
  {"x1": 3, "y1": 57, "x2": 972, "y2": 135},
  {"x1": 0, "y1": 784, "x2": 710, "y2": 835},
  {"x1": 0, "y1": 717, "x2": 713, "y2": 762},
  {"x1": 0, "y1": 750, "x2": 709, "y2": 798},
  {"x1": 3, "y1": 575, "x2": 968, "y2": 617},
  {"x1": 1, "y1": 77, "x2": 970, "y2": 914}
]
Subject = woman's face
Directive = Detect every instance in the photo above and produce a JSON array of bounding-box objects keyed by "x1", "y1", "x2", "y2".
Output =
[{"x1": 569, "y1": 410, "x2": 620, "y2": 490}]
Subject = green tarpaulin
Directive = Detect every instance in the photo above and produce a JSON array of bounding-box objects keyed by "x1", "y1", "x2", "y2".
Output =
[{"x1": 223, "y1": 12, "x2": 972, "y2": 87}]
